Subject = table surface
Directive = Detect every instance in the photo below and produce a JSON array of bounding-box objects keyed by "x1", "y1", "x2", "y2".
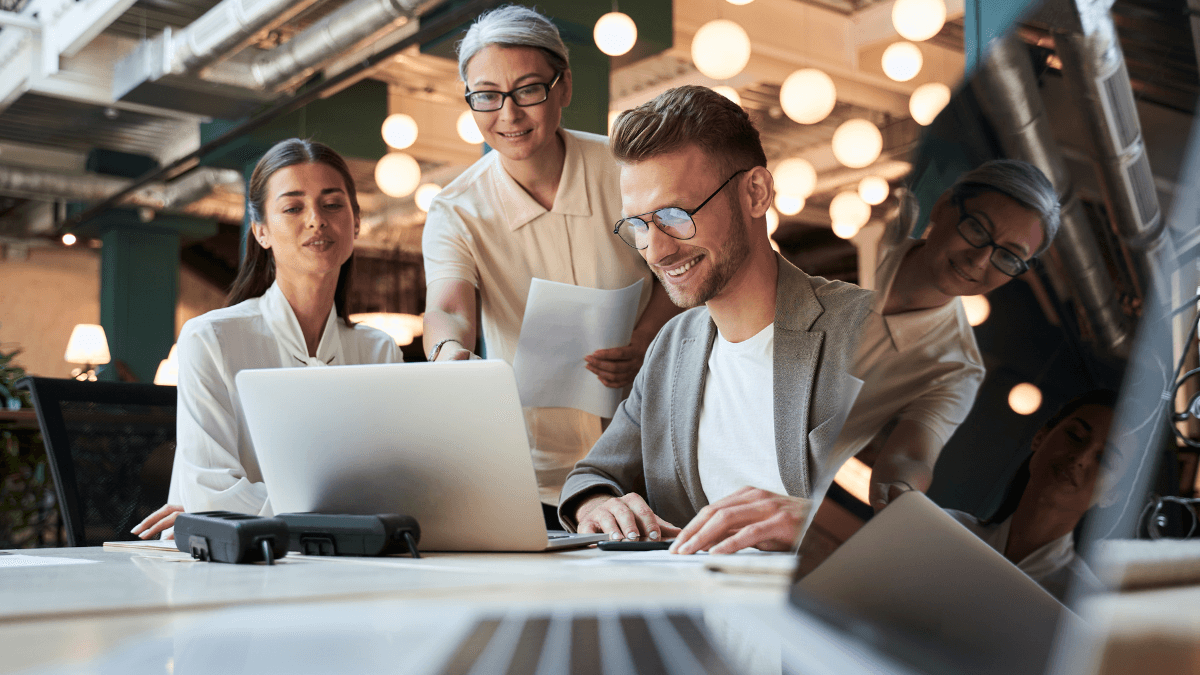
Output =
[{"x1": 0, "y1": 545, "x2": 793, "y2": 674}]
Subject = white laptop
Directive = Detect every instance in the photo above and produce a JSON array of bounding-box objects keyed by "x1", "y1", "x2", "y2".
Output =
[{"x1": 235, "y1": 360, "x2": 608, "y2": 552}]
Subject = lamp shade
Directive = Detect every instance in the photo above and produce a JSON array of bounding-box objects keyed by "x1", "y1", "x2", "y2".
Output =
[
  {"x1": 892, "y1": 0, "x2": 947, "y2": 42},
  {"x1": 831, "y1": 118, "x2": 883, "y2": 169},
  {"x1": 349, "y1": 313, "x2": 423, "y2": 347},
  {"x1": 711, "y1": 85, "x2": 741, "y2": 106},
  {"x1": 594, "y1": 12, "x2": 637, "y2": 56},
  {"x1": 882, "y1": 42, "x2": 923, "y2": 82},
  {"x1": 415, "y1": 183, "x2": 442, "y2": 212},
  {"x1": 691, "y1": 19, "x2": 751, "y2": 80},
  {"x1": 774, "y1": 193, "x2": 804, "y2": 216},
  {"x1": 375, "y1": 152, "x2": 421, "y2": 198},
  {"x1": 381, "y1": 113, "x2": 418, "y2": 149},
  {"x1": 64, "y1": 324, "x2": 111, "y2": 365},
  {"x1": 456, "y1": 111, "x2": 483, "y2": 144},
  {"x1": 780, "y1": 68, "x2": 837, "y2": 124},
  {"x1": 774, "y1": 157, "x2": 817, "y2": 198},
  {"x1": 909, "y1": 82, "x2": 952, "y2": 126},
  {"x1": 858, "y1": 176, "x2": 889, "y2": 205}
]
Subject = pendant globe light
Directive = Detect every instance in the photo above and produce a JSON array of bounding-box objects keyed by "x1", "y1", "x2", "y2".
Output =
[
  {"x1": 909, "y1": 82, "x2": 952, "y2": 126},
  {"x1": 381, "y1": 113, "x2": 418, "y2": 149},
  {"x1": 858, "y1": 176, "x2": 889, "y2": 205},
  {"x1": 712, "y1": 86, "x2": 741, "y2": 106},
  {"x1": 456, "y1": 111, "x2": 483, "y2": 144},
  {"x1": 780, "y1": 68, "x2": 837, "y2": 125},
  {"x1": 375, "y1": 152, "x2": 421, "y2": 198},
  {"x1": 829, "y1": 190, "x2": 871, "y2": 239},
  {"x1": 773, "y1": 157, "x2": 817, "y2": 199},
  {"x1": 882, "y1": 42, "x2": 923, "y2": 82},
  {"x1": 892, "y1": 0, "x2": 947, "y2": 42},
  {"x1": 594, "y1": 11, "x2": 637, "y2": 56},
  {"x1": 775, "y1": 193, "x2": 804, "y2": 216},
  {"x1": 831, "y1": 119, "x2": 883, "y2": 169},
  {"x1": 415, "y1": 183, "x2": 442, "y2": 212},
  {"x1": 691, "y1": 19, "x2": 751, "y2": 80}
]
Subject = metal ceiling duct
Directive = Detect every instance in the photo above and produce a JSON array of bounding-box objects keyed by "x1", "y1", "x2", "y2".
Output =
[
  {"x1": 204, "y1": 0, "x2": 430, "y2": 92},
  {"x1": 972, "y1": 34, "x2": 1132, "y2": 359}
]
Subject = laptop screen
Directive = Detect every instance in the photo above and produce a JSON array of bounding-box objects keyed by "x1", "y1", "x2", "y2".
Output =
[{"x1": 785, "y1": 0, "x2": 1194, "y2": 672}]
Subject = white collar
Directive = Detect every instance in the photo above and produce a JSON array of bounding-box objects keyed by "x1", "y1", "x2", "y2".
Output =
[{"x1": 261, "y1": 281, "x2": 343, "y2": 367}]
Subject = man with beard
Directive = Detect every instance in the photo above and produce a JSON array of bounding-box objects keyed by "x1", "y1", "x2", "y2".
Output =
[{"x1": 556, "y1": 86, "x2": 873, "y2": 554}]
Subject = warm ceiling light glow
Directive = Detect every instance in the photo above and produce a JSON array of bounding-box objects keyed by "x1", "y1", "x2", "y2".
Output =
[
  {"x1": 374, "y1": 152, "x2": 421, "y2": 198},
  {"x1": 910, "y1": 82, "x2": 952, "y2": 126},
  {"x1": 415, "y1": 183, "x2": 442, "y2": 212},
  {"x1": 381, "y1": 113, "x2": 418, "y2": 150},
  {"x1": 349, "y1": 313, "x2": 424, "y2": 347},
  {"x1": 892, "y1": 0, "x2": 947, "y2": 42},
  {"x1": 608, "y1": 110, "x2": 620, "y2": 134},
  {"x1": 64, "y1": 324, "x2": 111, "y2": 365},
  {"x1": 774, "y1": 157, "x2": 817, "y2": 199},
  {"x1": 691, "y1": 19, "x2": 751, "y2": 80},
  {"x1": 1009, "y1": 382, "x2": 1042, "y2": 415},
  {"x1": 831, "y1": 118, "x2": 883, "y2": 169},
  {"x1": 154, "y1": 344, "x2": 178, "y2": 386},
  {"x1": 858, "y1": 176, "x2": 889, "y2": 205},
  {"x1": 456, "y1": 111, "x2": 483, "y2": 144},
  {"x1": 765, "y1": 207, "x2": 780, "y2": 236},
  {"x1": 882, "y1": 42, "x2": 923, "y2": 82},
  {"x1": 830, "y1": 191, "x2": 872, "y2": 233},
  {"x1": 962, "y1": 295, "x2": 991, "y2": 326},
  {"x1": 775, "y1": 193, "x2": 804, "y2": 216},
  {"x1": 780, "y1": 68, "x2": 837, "y2": 125},
  {"x1": 594, "y1": 12, "x2": 637, "y2": 56},
  {"x1": 712, "y1": 85, "x2": 741, "y2": 106},
  {"x1": 832, "y1": 220, "x2": 862, "y2": 239},
  {"x1": 61, "y1": 233, "x2": 77, "y2": 246}
]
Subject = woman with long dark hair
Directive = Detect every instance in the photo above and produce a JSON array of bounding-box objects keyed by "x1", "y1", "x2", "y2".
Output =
[{"x1": 133, "y1": 138, "x2": 401, "y2": 538}]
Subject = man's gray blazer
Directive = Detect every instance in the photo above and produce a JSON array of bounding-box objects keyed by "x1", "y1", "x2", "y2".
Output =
[{"x1": 558, "y1": 254, "x2": 874, "y2": 530}]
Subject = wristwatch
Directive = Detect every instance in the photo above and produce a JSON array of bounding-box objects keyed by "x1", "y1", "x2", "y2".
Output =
[{"x1": 428, "y1": 338, "x2": 463, "y2": 362}]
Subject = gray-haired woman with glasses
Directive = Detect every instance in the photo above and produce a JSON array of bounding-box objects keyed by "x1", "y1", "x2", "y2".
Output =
[{"x1": 420, "y1": 5, "x2": 679, "y2": 530}]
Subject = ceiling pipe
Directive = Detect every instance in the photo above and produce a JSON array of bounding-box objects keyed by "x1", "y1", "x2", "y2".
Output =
[
  {"x1": 205, "y1": 0, "x2": 433, "y2": 92},
  {"x1": 971, "y1": 34, "x2": 1132, "y2": 359}
]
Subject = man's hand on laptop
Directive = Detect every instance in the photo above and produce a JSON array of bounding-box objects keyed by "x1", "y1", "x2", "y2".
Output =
[
  {"x1": 576, "y1": 493, "x2": 681, "y2": 542},
  {"x1": 668, "y1": 487, "x2": 811, "y2": 555}
]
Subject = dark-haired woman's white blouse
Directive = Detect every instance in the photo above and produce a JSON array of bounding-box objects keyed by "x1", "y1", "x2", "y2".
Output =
[{"x1": 166, "y1": 282, "x2": 401, "y2": 516}]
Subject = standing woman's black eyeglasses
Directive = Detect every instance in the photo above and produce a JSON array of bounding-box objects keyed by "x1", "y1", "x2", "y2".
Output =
[{"x1": 465, "y1": 72, "x2": 563, "y2": 112}]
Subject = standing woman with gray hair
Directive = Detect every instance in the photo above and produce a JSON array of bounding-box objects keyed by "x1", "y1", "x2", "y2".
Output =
[
  {"x1": 824, "y1": 159, "x2": 1061, "y2": 518},
  {"x1": 420, "y1": 5, "x2": 680, "y2": 529}
]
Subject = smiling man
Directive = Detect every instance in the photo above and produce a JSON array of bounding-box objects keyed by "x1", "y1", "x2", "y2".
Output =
[{"x1": 556, "y1": 86, "x2": 873, "y2": 554}]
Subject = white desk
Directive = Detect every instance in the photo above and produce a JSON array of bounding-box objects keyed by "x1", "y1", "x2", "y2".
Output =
[{"x1": 0, "y1": 546, "x2": 791, "y2": 674}]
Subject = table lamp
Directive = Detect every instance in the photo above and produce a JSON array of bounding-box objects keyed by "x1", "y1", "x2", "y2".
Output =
[
  {"x1": 154, "y1": 344, "x2": 178, "y2": 386},
  {"x1": 64, "y1": 324, "x2": 110, "y2": 381}
]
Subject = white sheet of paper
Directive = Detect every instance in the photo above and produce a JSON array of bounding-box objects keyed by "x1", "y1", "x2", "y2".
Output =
[
  {"x1": 0, "y1": 554, "x2": 98, "y2": 568},
  {"x1": 513, "y1": 278, "x2": 644, "y2": 418}
]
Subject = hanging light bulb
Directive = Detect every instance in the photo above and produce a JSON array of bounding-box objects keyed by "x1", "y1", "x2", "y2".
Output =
[
  {"x1": 858, "y1": 176, "x2": 889, "y2": 205},
  {"x1": 780, "y1": 68, "x2": 837, "y2": 125},
  {"x1": 375, "y1": 152, "x2": 421, "y2": 198},
  {"x1": 773, "y1": 157, "x2": 817, "y2": 199},
  {"x1": 61, "y1": 233, "x2": 77, "y2": 246},
  {"x1": 456, "y1": 111, "x2": 483, "y2": 144},
  {"x1": 691, "y1": 19, "x2": 751, "y2": 80},
  {"x1": 910, "y1": 82, "x2": 952, "y2": 126},
  {"x1": 594, "y1": 12, "x2": 637, "y2": 56},
  {"x1": 831, "y1": 119, "x2": 883, "y2": 169},
  {"x1": 829, "y1": 191, "x2": 871, "y2": 235},
  {"x1": 415, "y1": 183, "x2": 442, "y2": 212},
  {"x1": 832, "y1": 221, "x2": 861, "y2": 240},
  {"x1": 381, "y1": 113, "x2": 418, "y2": 149},
  {"x1": 1009, "y1": 382, "x2": 1042, "y2": 415},
  {"x1": 712, "y1": 86, "x2": 741, "y2": 106},
  {"x1": 882, "y1": 42, "x2": 923, "y2": 82},
  {"x1": 962, "y1": 295, "x2": 991, "y2": 326},
  {"x1": 775, "y1": 193, "x2": 804, "y2": 216},
  {"x1": 765, "y1": 207, "x2": 780, "y2": 236},
  {"x1": 892, "y1": 0, "x2": 947, "y2": 42}
]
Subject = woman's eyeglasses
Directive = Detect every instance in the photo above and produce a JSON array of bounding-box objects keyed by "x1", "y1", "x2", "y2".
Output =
[
  {"x1": 955, "y1": 200, "x2": 1033, "y2": 277},
  {"x1": 613, "y1": 170, "x2": 749, "y2": 250},
  {"x1": 465, "y1": 73, "x2": 563, "y2": 113}
]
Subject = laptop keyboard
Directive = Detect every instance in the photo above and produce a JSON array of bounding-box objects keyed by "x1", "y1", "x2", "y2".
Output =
[{"x1": 437, "y1": 611, "x2": 734, "y2": 675}]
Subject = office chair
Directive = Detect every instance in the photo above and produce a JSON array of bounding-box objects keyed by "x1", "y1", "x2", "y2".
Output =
[{"x1": 15, "y1": 377, "x2": 176, "y2": 547}]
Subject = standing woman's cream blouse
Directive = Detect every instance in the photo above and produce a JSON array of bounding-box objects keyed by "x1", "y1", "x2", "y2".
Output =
[{"x1": 166, "y1": 281, "x2": 401, "y2": 516}]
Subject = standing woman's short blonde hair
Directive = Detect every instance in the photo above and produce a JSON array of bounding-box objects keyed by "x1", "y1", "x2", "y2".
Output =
[{"x1": 457, "y1": 5, "x2": 570, "y2": 81}]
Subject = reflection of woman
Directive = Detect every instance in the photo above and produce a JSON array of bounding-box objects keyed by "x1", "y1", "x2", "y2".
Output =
[
  {"x1": 420, "y1": 6, "x2": 678, "y2": 526},
  {"x1": 134, "y1": 139, "x2": 401, "y2": 538},
  {"x1": 945, "y1": 389, "x2": 1117, "y2": 601}
]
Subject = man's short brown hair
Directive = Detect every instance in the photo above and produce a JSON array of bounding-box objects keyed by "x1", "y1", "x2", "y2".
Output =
[{"x1": 610, "y1": 85, "x2": 768, "y2": 175}]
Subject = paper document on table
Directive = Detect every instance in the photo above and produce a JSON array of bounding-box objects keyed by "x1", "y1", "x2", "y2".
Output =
[
  {"x1": 513, "y1": 277, "x2": 644, "y2": 417},
  {"x1": 0, "y1": 554, "x2": 98, "y2": 568}
]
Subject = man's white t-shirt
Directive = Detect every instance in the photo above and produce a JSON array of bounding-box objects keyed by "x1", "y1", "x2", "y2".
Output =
[{"x1": 697, "y1": 323, "x2": 786, "y2": 502}]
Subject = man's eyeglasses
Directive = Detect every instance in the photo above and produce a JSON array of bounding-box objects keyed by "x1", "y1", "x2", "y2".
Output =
[
  {"x1": 613, "y1": 170, "x2": 749, "y2": 250},
  {"x1": 464, "y1": 72, "x2": 563, "y2": 112},
  {"x1": 955, "y1": 200, "x2": 1032, "y2": 277}
]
